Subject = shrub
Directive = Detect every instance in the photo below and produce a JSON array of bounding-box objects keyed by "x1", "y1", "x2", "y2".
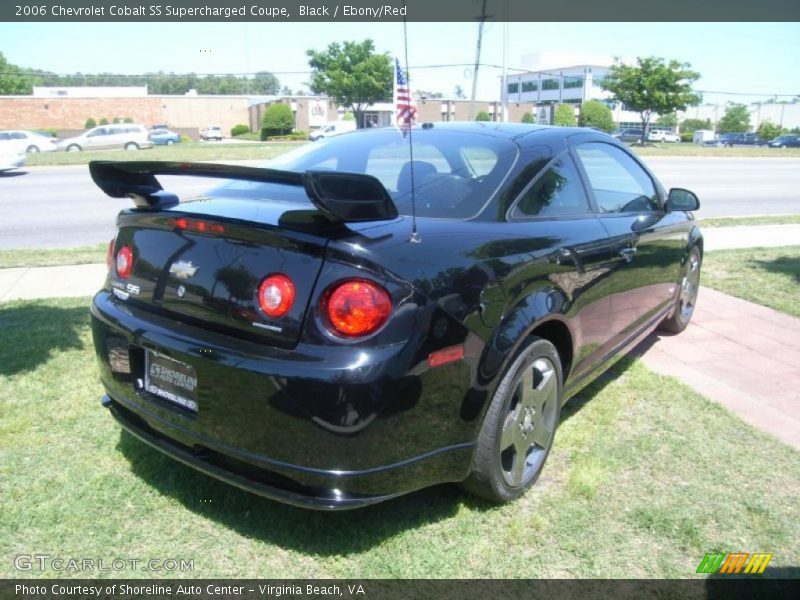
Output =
[
  {"x1": 35, "y1": 129, "x2": 58, "y2": 138},
  {"x1": 757, "y1": 120, "x2": 783, "y2": 141},
  {"x1": 113, "y1": 117, "x2": 121, "y2": 124},
  {"x1": 267, "y1": 131, "x2": 309, "y2": 141},
  {"x1": 475, "y1": 111, "x2": 491, "y2": 122},
  {"x1": 579, "y1": 100, "x2": 614, "y2": 132},
  {"x1": 231, "y1": 124, "x2": 250, "y2": 137},
  {"x1": 99, "y1": 118, "x2": 109, "y2": 126},
  {"x1": 84, "y1": 118, "x2": 96, "y2": 129},
  {"x1": 680, "y1": 132, "x2": 694, "y2": 143},
  {"x1": 260, "y1": 103, "x2": 295, "y2": 139},
  {"x1": 554, "y1": 104, "x2": 577, "y2": 127},
  {"x1": 521, "y1": 112, "x2": 535, "y2": 124},
  {"x1": 123, "y1": 117, "x2": 134, "y2": 123}
]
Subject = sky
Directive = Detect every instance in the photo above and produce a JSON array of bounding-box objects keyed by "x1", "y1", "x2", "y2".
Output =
[{"x1": 1, "y1": 21, "x2": 798, "y2": 105}]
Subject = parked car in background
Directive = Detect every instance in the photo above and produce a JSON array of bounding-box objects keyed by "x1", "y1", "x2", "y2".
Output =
[
  {"x1": 0, "y1": 150, "x2": 26, "y2": 172},
  {"x1": 705, "y1": 133, "x2": 768, "y2": 147},
  {"x1": 648, "y1": 130, "x2": 680, "y2": 143},
  {"x1": 0, "y1": 130, "x2": 58, "y2": 153},
  {"x1": 308, "y1": 120, "x2": 357, "y2": 141},
  {"x1": 57, "y1": 125, "x2": 153, "y2": 152},
  {"x1": 201, "y1": 126, "x2": 224, "y2": 141},
  {"x1": 90, "y1": 123, "x2": 702, "y2": 509},
  {"x1": 148, "y1": 129, "x2": 181, "y2": 145},
  {"x1": 612, "y1": 128, "x2": 644, "y2": 143},
  {"x1": 767, "y1": 134, "x2": 800, "y2": 148}
]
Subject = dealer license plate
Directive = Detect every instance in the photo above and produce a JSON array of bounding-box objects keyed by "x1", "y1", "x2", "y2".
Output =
[{"x1": 144, "y1": 350, "x2": 198, "y2": 413}]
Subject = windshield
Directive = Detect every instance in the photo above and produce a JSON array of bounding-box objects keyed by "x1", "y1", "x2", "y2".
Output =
[{"x1": 210, "y1": 128, "x2": 519, "y2": 219}]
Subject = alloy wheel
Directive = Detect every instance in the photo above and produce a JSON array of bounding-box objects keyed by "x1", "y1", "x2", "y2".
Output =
[
  {"x1": 499, "y1": 357, "x2": 559, "y2": 487},
  {"x1": 678, "y1": 249, "x2": 701, "y2": 322}
]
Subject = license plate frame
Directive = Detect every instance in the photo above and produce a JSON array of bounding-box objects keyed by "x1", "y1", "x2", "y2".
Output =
[{"x1": 143, "y1": 350, "x2": 198, "y2": 413}]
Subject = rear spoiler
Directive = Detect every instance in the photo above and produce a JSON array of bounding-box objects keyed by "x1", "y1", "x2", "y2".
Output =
[{"x1": 89, "y1": 160, "x2": 398, "y2": 222}]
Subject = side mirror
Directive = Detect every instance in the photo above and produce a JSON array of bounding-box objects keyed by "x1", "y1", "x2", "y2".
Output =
[{"x1": 666, "y1": 188, "x2": 700, "y2": 212}]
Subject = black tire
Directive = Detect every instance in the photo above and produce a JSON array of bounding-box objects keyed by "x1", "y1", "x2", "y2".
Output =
[
  {"x1": 660, "y1": 245, "x2": 702, "y2": 333},
  {"x1": 124, "y1": 142, "x2": 139, "y2": 151},
  {"x1": 462, "y1": 337, "x2": 562, "y2": 503},
  {"x1": 166, "y1": 139, "x2": 175, "y2": 145},
  {"x1": 66, "y1": 144, "x2": 81, "y2": 152},
  {"x1": 26, "y1": 145, "x2": 39, "y2": 153}
]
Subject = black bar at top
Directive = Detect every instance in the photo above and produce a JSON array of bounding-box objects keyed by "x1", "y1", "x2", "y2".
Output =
[{"x1": 3, "y1": 0, "x2": 800, "y2": 22}]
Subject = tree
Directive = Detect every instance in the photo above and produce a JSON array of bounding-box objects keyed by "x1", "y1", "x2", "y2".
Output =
[
  {"x1": 717, "y1": 104, "x2": 750, "y2": 133},
  {"x1": 475, "y1": 111, "x2": 491, "y2": 121},
  {"x1": 261, "y1": 102, "x2": 295, "y2": 139},
  {"x1": 554, "y1": 104, "x2": 577, "y2": 126},
  {"x1": 656, "y1": 112, "x2": 678, "y2": 128},
  {"x1": 579, "y1": 100, "x2": 614, "y2": 132},
  {"x1": 0, "y1": 52, "x2": 33, "y2": 94},
  {"x1": 251, "y1": 71, "x2": 280, "y2": 95},
  {"x1": 679, "y1": 118, "x2": 712, "y2": 133},
  {"x1": 757, "y1": 120, "x2": 783, "y2": 140},
  {"x1": 306, "y1": 40, "x2": 392, "y2": 128},
  {"x1": 521, "y1": 112, "x2": 535, "y2": 124},
  {"x1": 601, "y1": 56, "x2": 701, "y2": 144}
]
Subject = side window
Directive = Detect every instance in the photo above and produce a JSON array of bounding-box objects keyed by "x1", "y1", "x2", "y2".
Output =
[
  {"x1": 511, "y1": 155, "x2": 589, "y2": 218},
  {"x1": 575, "y1": 143, "x2": 659, "y2": 213}
]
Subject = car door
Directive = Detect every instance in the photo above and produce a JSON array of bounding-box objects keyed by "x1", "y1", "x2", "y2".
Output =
[
  {"x1": 84, "y1": 127, "x2": 110, "y2": 150},
  {"x1": 503, "y1": 151, "x2": 616, "y2": 382},
  {"x1": 573, "y1": 141, "x2": 687, "y2": 348}
]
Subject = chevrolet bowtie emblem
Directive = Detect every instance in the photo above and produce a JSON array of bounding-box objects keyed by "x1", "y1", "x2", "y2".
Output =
[{"x1": 169, "y1": 261, "x2": 199, "y2": 280}]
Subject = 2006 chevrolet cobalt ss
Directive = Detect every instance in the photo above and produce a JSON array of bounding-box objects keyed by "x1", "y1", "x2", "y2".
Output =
[{"x1": 90, "y1": 123, "x2": 702, "y2": 509}]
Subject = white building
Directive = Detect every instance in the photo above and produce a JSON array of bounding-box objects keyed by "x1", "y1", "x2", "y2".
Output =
[{"x1": 32, "y1": 86, "x2": 148, "y2": 98}]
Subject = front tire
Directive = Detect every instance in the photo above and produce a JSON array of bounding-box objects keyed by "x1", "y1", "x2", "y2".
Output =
[
  {"x1": 462, "y1": 337, "x2": 562, "y2": 503},
  {"x1": 124, "y1": 142, "x2": 139, "y2": 151},
  {"x1": 660, "y1": 245, "x2": 702, "y2": 333},
  {"x1": 26, "y1": 145, "x2": 40, "y2": 153},
  {"x1": 66, "y1": 144, "x2": 81, "y2": 152},
  {"x1": 166, "y1": 139, "x2": 175, "y2": 145}
]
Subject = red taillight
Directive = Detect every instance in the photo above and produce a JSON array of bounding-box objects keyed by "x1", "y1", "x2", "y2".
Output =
[
  {"x1": 173, "y1": 217, "x2": 224, "y2": 234},
  {"x1": 324, "y1": 280, "x2": 392, "y2": 337},
  {"x1": 258, "y1": 274, "x2": 295, "y2": 318},
  {"x1": 116, "y1": 245, "x2": 134, "y2": 279},
  {"x1": 106, "y1": 239, "x2": 115, "y2": 272}
]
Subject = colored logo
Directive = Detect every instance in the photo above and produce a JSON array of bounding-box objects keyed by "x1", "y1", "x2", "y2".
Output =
[{"x1": 696, "y1": 552, "x2": 773, "y2": 574}]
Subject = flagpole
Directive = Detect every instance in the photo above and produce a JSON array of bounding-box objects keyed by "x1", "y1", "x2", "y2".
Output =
[{"x1": 393, "y1": 59, "x2": 398, "y2": 128}]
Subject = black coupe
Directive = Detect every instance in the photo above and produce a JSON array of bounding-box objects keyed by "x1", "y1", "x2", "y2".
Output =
[{"x1": 90, "y1": 123, "x2": 702, "y2": 510}]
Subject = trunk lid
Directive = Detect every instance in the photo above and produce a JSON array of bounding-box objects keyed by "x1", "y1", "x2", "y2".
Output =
[{"x1": 111, "y1": 203, "x2": 326, "y2": 348}]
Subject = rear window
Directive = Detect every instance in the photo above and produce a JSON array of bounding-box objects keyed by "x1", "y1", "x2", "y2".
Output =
[{"x1": 211, "y1": 128, "x2": 518, "y2": 219}]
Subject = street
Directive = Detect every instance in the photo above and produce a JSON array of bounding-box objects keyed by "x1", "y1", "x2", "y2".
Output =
[{"x1": 1, "y1": 157, "x2": 799, "y2": 249}]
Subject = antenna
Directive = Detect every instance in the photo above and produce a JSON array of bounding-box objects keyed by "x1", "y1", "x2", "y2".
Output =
[{"x1": 401, "y1": 1, "x2": 421, "y2": 243}]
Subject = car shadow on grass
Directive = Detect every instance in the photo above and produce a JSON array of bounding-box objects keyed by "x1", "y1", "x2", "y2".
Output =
[
  {"x1": 0, "y1": 300, "x2": 89, "y2": 376},
  {"x1": 113, "y1": 356, "x2": 634, "y2": 555},
  {"x1": 116, "y1": 429, "x2": 480, "y2": 555}
]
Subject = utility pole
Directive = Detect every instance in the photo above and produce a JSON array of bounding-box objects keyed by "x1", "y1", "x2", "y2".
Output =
[
  {"x1": 500, "y1": 2, "x2": 509, "y2": 122},
  {"x1": 468, "y1": 0, "x2": 491, "y2": 121}
]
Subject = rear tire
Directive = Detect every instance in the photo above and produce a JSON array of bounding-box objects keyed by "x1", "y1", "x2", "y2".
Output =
[
  {"x1": 462, "y1": 337, "x2": 562, "y2": 503},
  {"x1": 660, "y1": 245, "x2": 702, "y2": 333},
  {"x1": 66, "y1": 144, "x2": 81, "y2": 152},
  {"x1": 124, "y1": 142, "x2": 139, "y2": 151},
  {"x1": 26, "y1": 145, "x2": 39, "y2": 153},
  {"x1": 166, "y1": 139, "x2": 175, "y2": 145}
]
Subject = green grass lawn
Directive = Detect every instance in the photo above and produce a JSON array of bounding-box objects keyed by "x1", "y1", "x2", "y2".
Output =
[
  {"x1": 1, "y1": 297, "x2": 798, "y2": 578},
  {"x1": 702, "y1": 246, "x2": 800, "y2": 318},
  {"x1": 0, "y1": 244, "x2": 107, "y2": 269},
  {"x1": 25, "y1": 141, "x2": 302, "y2": 167},
  {"x1": 632, "y1": 143, "x2": 800, "y2": 157},
  {"x1": 698, "y1": 215, "x2": 800, "y2": 228}
]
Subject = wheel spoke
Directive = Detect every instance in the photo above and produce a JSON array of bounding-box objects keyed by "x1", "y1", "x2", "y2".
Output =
[
  {"x1": 510, "y1": 444, "x2": 527, "y2": 486},
  {"x1": 520, "y1": 366, "x2": 534, "y2": 407},
  {"x1": 531, "y1": 409, "x2": 552, "y2": 448},
  {"x1": 534, "y1": 366, "x2": 556, "y2": 409},
  {"x1": 500, "y1": 416, "x2": 518, "y2": 450}
]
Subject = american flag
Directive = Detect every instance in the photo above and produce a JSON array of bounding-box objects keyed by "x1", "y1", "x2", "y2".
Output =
[{"x1": 395, "y1": 58, "x2": 417, "y2": 132}]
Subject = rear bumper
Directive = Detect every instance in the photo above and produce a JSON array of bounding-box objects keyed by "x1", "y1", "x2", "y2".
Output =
[{"x1": 91, "y1": 291, "x2": 478, "y2": 509}]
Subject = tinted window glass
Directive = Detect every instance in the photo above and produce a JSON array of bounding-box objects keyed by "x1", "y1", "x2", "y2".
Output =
[
  {"x1": 511, "y1": 156, "x2": 588, "y2": 218},
  {"x1": 11, "y1": 132, "x2": 26, "y2": 139},
  {"x1": 575, "y1": 143, "x2": 659, "y2": 213},
  {"x1": 212, "y1": 129, "x2": 518, "y2": 219}
]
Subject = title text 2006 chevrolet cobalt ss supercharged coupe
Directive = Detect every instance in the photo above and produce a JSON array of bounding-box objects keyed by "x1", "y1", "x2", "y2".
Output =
[{"x1": 90, "y1": 123, "x2": 702, "y2": 509}]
